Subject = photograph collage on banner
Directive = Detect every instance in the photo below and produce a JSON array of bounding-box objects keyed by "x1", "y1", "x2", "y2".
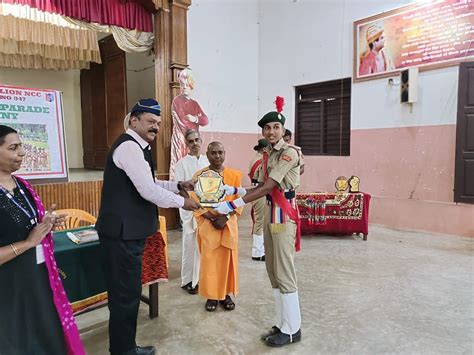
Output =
[{"x1": 0, "y1": 84, "x2": 67, "y2": 180}]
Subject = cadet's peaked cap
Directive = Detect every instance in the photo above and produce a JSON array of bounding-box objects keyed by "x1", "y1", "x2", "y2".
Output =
[
  {"x1": 130, "y1": 98, "x2": 161, "y2": 116},
  {"x1": 257, "y1": 111, "x2": 286, "y2": 128},
  {"x1": 253, "y1": 138, "x2": 269, "y2": 151}
]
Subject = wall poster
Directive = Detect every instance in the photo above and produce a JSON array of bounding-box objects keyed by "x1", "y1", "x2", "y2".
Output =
[
  {"x1": 0, "y1": 84, "x2": 68, "y2": 180},
  {"x1": 354, "y1": 0, "x2": 474, "y2": 82}
]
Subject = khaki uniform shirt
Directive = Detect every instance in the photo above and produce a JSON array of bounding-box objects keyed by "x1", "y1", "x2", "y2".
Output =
[
  {"x1": 248, "y1": 152, "x2": 263, "y2": 181},
  {"x1": 292, "y1": 145, "x2": 305, "y2": 168},
  {"x1": 256, "y1": 138, "x2": 300, "y2": 190}
]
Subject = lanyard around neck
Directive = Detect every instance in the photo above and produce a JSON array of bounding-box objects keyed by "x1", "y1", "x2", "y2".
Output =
[{"x1": 0, "y1": 177, "x2": 38, "y2": 225}]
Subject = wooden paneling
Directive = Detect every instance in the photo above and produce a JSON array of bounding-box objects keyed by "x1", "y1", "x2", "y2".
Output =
[
  {"x1": 170, "y1": 5, "x2": 188, "y2": 67},
  {"x1": 154, "y1": 10, "x2": 172, "y2": 178},
  {"x1": 34, "y1": 181, "x2": 103, "y2": 217},
  {"x1": 34, "y1": 181, "x2": 175, "y2": 229},
  {"x1": 105, "y1": 52, "x2": 128, "y2": 146},
  {"x1": 153, "y1": 1, "x2": 191, "y2": 227},
  {"x1": 81, "y1": 36, "x2": 127, "y2": 169}
]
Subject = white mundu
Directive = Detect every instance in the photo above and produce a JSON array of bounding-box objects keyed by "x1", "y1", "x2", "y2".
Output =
[{"x1": 174, "y1": 153, "x2": 209, "y2": 287}]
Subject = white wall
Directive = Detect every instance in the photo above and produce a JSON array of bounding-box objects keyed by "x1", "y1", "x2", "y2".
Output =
[
  {"x1": 0, "y1": 67, "x2": 83, "y2": 168},
  {"x1": 188, "y1": 0, "x2": 259, "y2": 134},
  {"x1": 0, "y1": 1, "x2": 461, "y2": 168},
  {"x1": 126, "y1": 52, "x2": 155, "y2": 108},
  {"x1": 188, "y1": 0, "x2": 457, "y2": 134},
  {"x1": 257, "y1": 0, "x2": 458, "y2": 131},
  {"x1": 352, "y1": 66, "x2": 458, "y2": 129}
]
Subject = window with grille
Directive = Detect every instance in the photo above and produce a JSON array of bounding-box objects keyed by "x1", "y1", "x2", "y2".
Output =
[{"x1": 295, "y1": 78, "x2": 351, "y2": 156}]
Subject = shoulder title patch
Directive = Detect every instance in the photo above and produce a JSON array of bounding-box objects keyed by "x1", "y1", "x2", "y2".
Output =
[{"x1": 281, "y1": 154, "x2": 292, "y2": 162}]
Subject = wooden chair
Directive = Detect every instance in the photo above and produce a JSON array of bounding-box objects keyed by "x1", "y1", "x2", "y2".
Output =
[{"x1": 55, "y1": 209, "x2": 97, "y2": 230}]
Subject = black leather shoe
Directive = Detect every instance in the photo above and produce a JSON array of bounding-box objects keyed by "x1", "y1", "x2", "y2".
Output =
[
  {"x1": 181, "y1": 282, "x2": 198, "y2": 294},
  {"x1": 181, "y1": 282, "x2": 192, "y2": 291},
  {"x1": 252, "y1": 255, "x2": 265, "y2": 261},
  {"x1": 188, "y1": 284, "x2": 198, "y2": 294},
  {"x1": 122, "y1": 345, "x2": 156, "y2": 355},
  {"x1": 187, "y1": 283, "x2": 198, "y2": 294},
  {"x1": 260, "y1": 326, "x2": 280, "y2": 341},
  {"x1": 265, "y1": 329, "x2": 301, "y2": 347},
  {"x1": 135, "y1": 346, "x2": 156, "y2": 355}
]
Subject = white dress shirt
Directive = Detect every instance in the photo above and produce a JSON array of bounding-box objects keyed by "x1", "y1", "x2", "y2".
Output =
[
  {"x1": 174, "y1": 154, "x2": 209, "y2": 232},
  {"x1": 174, "y1": 154, "x2": 209, "y2": 182},
  {"x1": 174, "y1": 153, "x2": 209, "y2": 288},
  {"x1": 113, "y1": 129, "x2": 185, "y2": 208}
]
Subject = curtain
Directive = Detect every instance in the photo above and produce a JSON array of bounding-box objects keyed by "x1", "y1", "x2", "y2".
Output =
[
  {"x1": 1, "y1": 0, "x2": 153, "y2": 32},
  {"x1": 0, "y1": 3, "x2": 101, "y2": 70},
  {"x1": 64, "y1": 17, "x2": 154, "y2": 53},
  {"x1": 0, "y1": 52, "x2": 91, "y2": 69},
  {"x1": 0, "y1": 1, "x2": 154, "y2": 70}
]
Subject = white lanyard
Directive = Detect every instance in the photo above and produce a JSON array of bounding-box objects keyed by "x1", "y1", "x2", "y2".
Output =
[{"x1": 0, "y1": 178, "x2": 38, "y2": 225}]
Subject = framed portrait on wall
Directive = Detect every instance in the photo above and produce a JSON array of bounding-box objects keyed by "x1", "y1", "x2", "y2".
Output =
[
  {"x1": 353, "y1": 0, "x2": 474, "y2": 82},
  {"x1": 0, "y1": 84, "x2": 68, "y2": 181}
]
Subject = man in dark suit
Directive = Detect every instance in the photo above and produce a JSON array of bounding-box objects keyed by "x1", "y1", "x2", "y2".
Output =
[{"x1": 96, "y1": 98, "x2": 199, "y2": 355}]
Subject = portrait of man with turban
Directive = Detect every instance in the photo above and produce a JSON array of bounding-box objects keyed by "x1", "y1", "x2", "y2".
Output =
[{"x1": 359, "y1": 23, "x2": 392, "y2": 76}]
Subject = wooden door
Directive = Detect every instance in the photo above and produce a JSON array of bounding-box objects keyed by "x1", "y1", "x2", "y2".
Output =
[
  {"x1": 81, "y1": 36, "x2": 128, "y2": 169},
  {"x1": 454, "y1": 62, "x2": 474, "y2": 204}
]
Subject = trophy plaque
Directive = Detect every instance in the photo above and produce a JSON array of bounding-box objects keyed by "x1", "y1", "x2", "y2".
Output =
[
  {"x1": 335, "y1": 176, "x2": 349, "y2": 193},
  {"x1": 195, "y1": 169, "x2": 226, "y2": 207},
  {"x1": 348, "y1": 175, "x2": 360, "y2": 193}
]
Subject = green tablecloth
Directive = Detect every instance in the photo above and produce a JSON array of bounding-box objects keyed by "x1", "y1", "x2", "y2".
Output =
[
  {"x1": 53, "y1": 227, "x2": 167, "y2": 317},
  {"x1": 53, "y1": 227, "x2": 107, "y2": 307}
]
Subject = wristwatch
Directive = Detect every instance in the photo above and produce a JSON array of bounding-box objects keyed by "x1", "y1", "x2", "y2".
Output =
[
  {"x1": 225, "y1": 214, "x2": 230, "y2": 220},
  {"x1": 177, "y1": 181, "x2": 183, "y2": 191}
]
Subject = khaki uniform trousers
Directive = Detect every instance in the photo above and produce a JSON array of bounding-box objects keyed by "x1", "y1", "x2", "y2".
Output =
[
  {"x1": 263, "y1": 202, "x2": 298, "y2": 294},
  {"x1": 251, "y1": 196, "x2": 266, "y2": 235}
]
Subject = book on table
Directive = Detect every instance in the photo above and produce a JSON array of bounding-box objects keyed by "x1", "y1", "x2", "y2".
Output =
[{"x1": 66, "y1": 228, "x2": 99, "y2": 244}]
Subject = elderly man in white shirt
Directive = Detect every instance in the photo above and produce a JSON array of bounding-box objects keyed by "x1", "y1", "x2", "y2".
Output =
[
  {"x1": 174, "y1": 129, "x2": 209, "y2": 294},
  {"x1": 96, "y1": 98, "x2": 199, "y2": 355}
]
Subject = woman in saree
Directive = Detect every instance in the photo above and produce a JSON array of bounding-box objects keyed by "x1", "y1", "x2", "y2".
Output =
[{"x1": 0, "y1": 125, "x2": 84, "y2": 354}]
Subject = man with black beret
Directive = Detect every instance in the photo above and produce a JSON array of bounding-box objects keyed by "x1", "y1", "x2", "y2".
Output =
[
  {"x1": 214, "y1": 97, "x2": 303, "y2": 347},
  {"x1": 96, "y1": 98, "x2": 200, "y2": 355}
]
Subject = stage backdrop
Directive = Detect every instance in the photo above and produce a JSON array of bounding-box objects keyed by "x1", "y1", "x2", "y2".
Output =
[
  {"x1": 354, "y1": 0, "x2": 474, "y2": 82},
  {"x1": 0, "y1": 84, "x2": 68, "y2": 180}
]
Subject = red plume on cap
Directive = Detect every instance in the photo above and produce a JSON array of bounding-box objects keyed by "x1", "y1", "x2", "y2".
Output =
[{"x1": 275, "y1": 96, "x2": 285, "y2": 113}]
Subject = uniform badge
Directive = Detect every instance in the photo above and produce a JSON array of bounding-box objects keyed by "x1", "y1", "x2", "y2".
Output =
[{"x1": 281, "y1": 154, "x2": 292, "y2": 162}]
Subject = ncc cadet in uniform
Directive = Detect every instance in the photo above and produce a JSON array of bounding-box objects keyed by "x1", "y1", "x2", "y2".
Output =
[
  {"x1": 248, "y1": 138, "x2": 268, "y2": 261},
  {"x1": 214, "y1": 97, "x2": 302, "y2": 347},
  {"x1": 283, "y1": 129, "x2": 305, "y2": 175}
]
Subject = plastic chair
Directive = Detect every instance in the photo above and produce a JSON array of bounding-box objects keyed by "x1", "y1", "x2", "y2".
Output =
[{"x1": 55, "y1": 209, "x2": 97, "y2": 230}]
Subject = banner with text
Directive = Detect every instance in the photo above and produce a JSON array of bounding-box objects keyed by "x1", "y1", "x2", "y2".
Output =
[
  {"x1": 354, "y1": 0, "x2": 474, "y2": 82},
  {"x1": 0, "y1": 84, "x2": 68, "y2": 180}
]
